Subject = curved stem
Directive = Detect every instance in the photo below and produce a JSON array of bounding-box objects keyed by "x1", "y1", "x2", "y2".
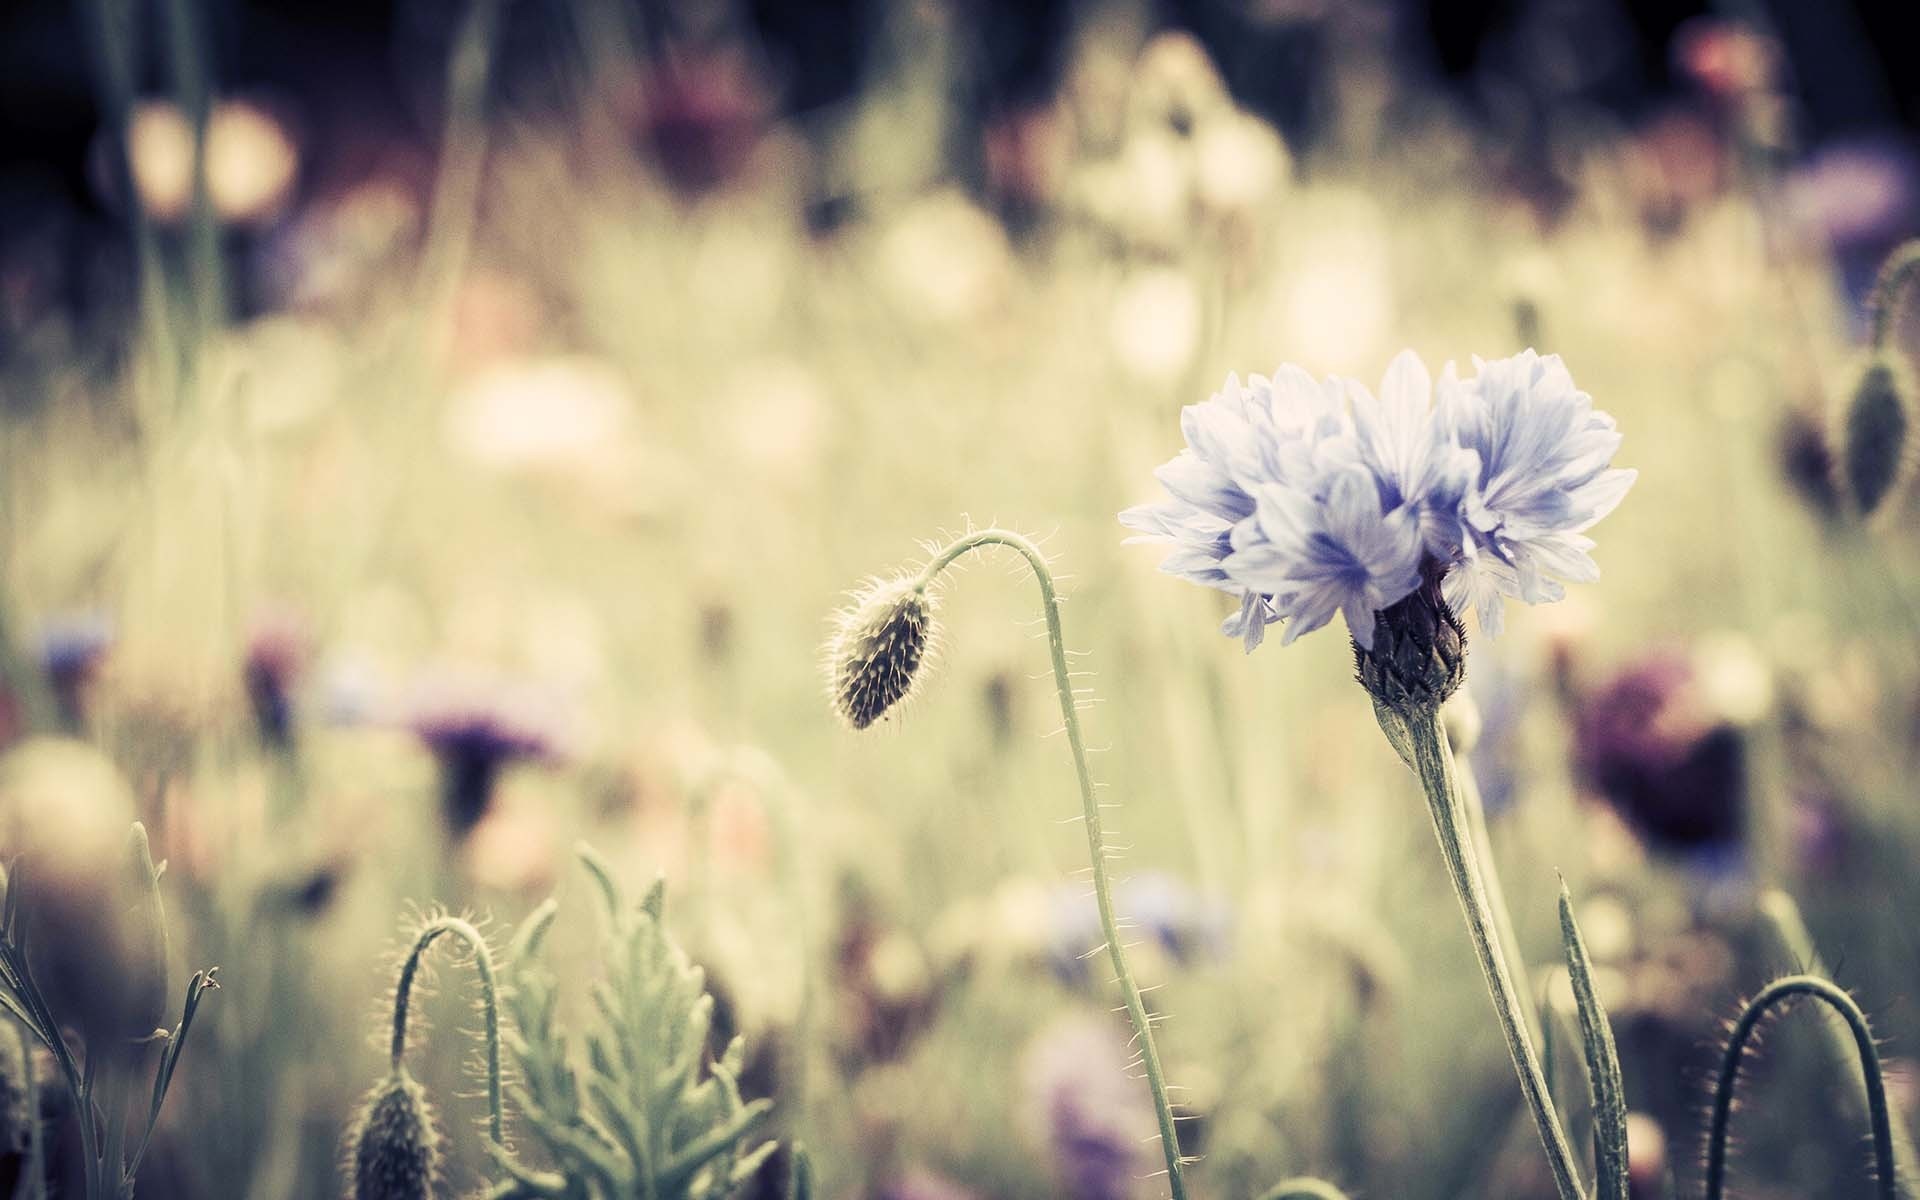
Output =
[
  {"x1": 918, "y1": 530, "x2": 1188, "y2": 1200},
  {"x1": 1705, "y1": 974, "x2": 1896, "y2": 1200},
  {"x1": 390, "y1": 915, "x2": 505, "y2": 1144},
  {"x1": 1870, "y1": 240, "x2": 1920, "y2": 349},
  {"x1": 1405, "y1": 710, "x2": 1583, "y2": 1200},
  {"x1": 1758, "y1": 890, "x2": 1920, "y2": 1195}
]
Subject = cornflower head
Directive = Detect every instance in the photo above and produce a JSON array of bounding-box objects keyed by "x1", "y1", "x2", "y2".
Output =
[
  {"x1": 403, "y1": 672, "x2": 567, "y2": 840},
  {"x1": 1123, "y1": 348, "x2": 1633, "y2": 709},
  {"x1": 1124, "y1": 348, "x2": 1635, "y2": 1200}
]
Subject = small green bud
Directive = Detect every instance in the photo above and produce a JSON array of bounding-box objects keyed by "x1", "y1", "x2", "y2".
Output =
[
  {"x1": 1839, "y1": 353, "x2": 1915, "y2": 519},
  {"x1": 346, "y1": 1069, "x2": 441, "y2": 1200},
  {"x1": 824, "y1": 576, "x2": 935, "y2": 729}
]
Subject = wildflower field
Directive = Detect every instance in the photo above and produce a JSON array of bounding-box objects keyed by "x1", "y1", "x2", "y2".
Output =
[{"x1": 1, "y1": 2, "x2": 1919, "y2": 1198}]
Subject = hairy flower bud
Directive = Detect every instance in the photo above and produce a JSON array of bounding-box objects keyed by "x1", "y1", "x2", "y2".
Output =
[
  {"x1": 1839, "y1": 353, "x2": 1915, "y2": 519},
  {"x1": 1355, "y1": 559, "x2": 1466, "y2": 716},
  {"x1": 346, "y1": 1069, "x2": 441, "y2": 1200},
  {"x1": 825, "y1": 576, "x2": 934, "y2": 730}
]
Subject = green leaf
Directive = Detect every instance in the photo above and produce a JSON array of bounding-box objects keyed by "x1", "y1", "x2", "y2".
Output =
[{"x1": 1558, "y1": 881, "x2": 1628, "y2": 1200}]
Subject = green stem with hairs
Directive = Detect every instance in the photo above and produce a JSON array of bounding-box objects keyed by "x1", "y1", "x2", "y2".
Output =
[
  {"x1": 414, "y1": 0, "x2": 506, "y2": 349},
  {"x1": 1705, "y1": 974, "x2": 1896, "y2": 1200},
  {"x1": 1404, "y1": 709, "x2": 1583, "y2": 1200},
  {"x1": 915, "y1": 529, "x2": 1188, "y2": 1200},
  {"x1": 1758, "y1": 889, "x2": 1920, "y2": 1194},
  {"x1": 389, "y1": 915, "x2": 505, "y2": 1145},
  {"x1": 1869, "y1": 239, "x2": 1920, "y2": 350}
]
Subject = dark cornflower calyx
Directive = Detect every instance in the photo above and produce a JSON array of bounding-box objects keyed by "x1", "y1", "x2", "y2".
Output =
[
  {"x1": 1839, "y1": 353, "x2": 1915, "y2": 519},
  {"x1": 825, "y1": 576, "x2": 935, "y2": 730},
  {"x1": 1354, "y1": 558, "x2": 1466, "y2": 717},
  {"x1": 347, "y1": 1068, "x2": 441, "y2": 1200}
]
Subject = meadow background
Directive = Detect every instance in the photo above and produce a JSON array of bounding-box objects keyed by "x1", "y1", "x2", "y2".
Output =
[{"x1": 1, "y1": 1, "x2": 1918, "y2": 1197}]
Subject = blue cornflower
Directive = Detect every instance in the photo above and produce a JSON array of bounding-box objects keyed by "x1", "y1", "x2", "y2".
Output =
[
  {"x1": 1124, "y1": 348, "x2": 1633, "y2": 656},
  {"x1": 1441, "y1": 351, "x2": 1637, "y2": 636},
  {"x1": 1124, "y1": 354, "x2": 1459, "y2": 651}
]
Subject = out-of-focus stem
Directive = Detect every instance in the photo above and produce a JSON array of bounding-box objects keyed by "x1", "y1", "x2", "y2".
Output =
[
  {"x1": 415, "y1": 0, "x2": 506, "y2": 352},
  {"x1": 1705, "y1": 974, "x2": 1895, "y2": 1200},
  {"x1": 1406, "y1": 709, "x2": 1583, "y2": 1200}
]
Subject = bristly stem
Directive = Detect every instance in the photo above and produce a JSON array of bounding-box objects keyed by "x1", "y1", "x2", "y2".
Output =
[
  {"x1": 916, "y1": 529, "x2": 1188, "y2": 1200},
  {"x1": 390, "y1": 914, "x2": 505, "y2": 1144},
  {"x1": 1869, "y1": 239, "x2": 1920, "y2": 350},
  {"x1": 1758, "y1": 889, "x2": 1920, "y2": 1195},
  {"x1": 1405, "y1": 709, "x2": 1583, "y2": 1200},
  {"x1": 1706, "y1": 974, "x2": 1896, "y2": 1200}
]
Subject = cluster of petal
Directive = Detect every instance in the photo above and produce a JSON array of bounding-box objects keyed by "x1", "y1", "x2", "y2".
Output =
[{"x1": 1122, "y1": 349, "x2": 1633, "y2": 650}]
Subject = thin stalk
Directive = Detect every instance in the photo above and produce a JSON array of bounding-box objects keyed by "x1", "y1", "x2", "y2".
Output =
[
  {"x1": 916, "y1": 530, "x2": 1187, "y2": 1200},
  {"x1": 414, "y1": 0, "x2": 506, "y2": 351},
  {"x1": 1405, "y1": 709, "x2": 1583, "y2": 1200},
  {"x1": 1455, "y1": 750, "x2": 1542, "y2": 1050},
  {"x1": 389, "y1": 915, "x2": 505, "y2": 1144},
  {"x1": 160, "y1": 0, "x2": 224, "y2": 335},
  {"x1": 1705, "y1": 974, "x2": 1897, "y2": 1200}
]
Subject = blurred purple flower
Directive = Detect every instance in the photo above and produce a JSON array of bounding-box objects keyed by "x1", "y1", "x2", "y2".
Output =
[
  {"x1": 36, "y1": 613, "x2": 113, "y2": 729},
  {"x1": 1785, "y1": 138, "x2": 1920, "y2": 318},
  {"x1": 404, "y1": 672, "x2": 568, "y2": 839},
  {"x1": 244, "y1": 613, "x2": 307, "y2": 748},
  {"x1": 1023, "y1": 1018, "x2": 1155, "y2": 1200},
  {"x1": 1572, "y1": 651, "x2": 1746, "y2": 853},
  {"x1": 1046, "y1": 873, "x2": 1229, "y2": 987}
]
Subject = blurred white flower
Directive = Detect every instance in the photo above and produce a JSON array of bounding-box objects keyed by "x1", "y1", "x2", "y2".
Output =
[
  {"x1": 877, "y1": 192, "x2": 1012, "y2": 324},
  {"x1": 1109, "y1": 267, "x2": 1201, "y2": 383},
  {"x1": 1193, "y1": 110, "x2": 1289, "y2": 215},
  {"x1": 126, "y1": 97, "x2": 299, "y2": 226},
  {"x1": 445, "y1": 356, "x2": 634, "y2": 474}
]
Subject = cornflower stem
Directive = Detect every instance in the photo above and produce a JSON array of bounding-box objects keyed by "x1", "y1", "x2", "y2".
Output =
[
  {"x1": 1706, "y1": 974, "x2": 1897, "y2": 1200},
  {"x1": 1454, "y1": 749, "x2": 1543, "y2": 1051},
  {"x1": 1404, "y1": 708, "x2": 1583, "y2": 1200},
  {"x1": 915, "y1": 530, "x2": 1188, "y2": 1200},
  {"x1": 390, "y1": 915, "x2": 505, "y2": 1144},
  {"x1": 1869, "y1": 239, "x2": 1920, "y2": 350}
]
